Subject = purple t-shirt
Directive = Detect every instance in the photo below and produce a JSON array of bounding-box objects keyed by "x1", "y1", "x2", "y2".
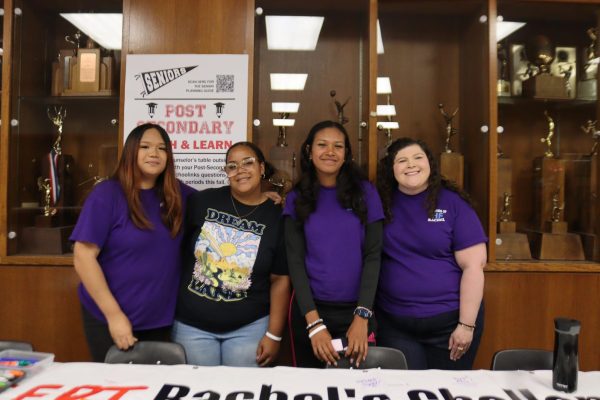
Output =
[
  {"x1": 70, "y1": 179, "x2": 194, "y2": 329},
  {"x1": 283, "y1": 182, "x2": 384, "y2": 303},
  {"x1": 377, "y1": 187, "x2": 487, "y2": 318}
]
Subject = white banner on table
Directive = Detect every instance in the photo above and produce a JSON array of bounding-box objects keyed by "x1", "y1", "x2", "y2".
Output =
[
  {"x1": 124, "y1": 54, "x2": 248, "y2": 190},
  {"x1": 5, "y1": 363, "x2": 600, "y2": 400}
]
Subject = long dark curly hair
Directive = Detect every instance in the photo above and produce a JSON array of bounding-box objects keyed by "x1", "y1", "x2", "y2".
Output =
[
  {"x1": 376, "y1": 137, "x2": 472, "y2": 221},
  {"x1": 293, "y1": 120, "x2": 367, "y2": 224}
]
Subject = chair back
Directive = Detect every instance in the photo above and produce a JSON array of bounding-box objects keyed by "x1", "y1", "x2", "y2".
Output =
[
  {"x1": 327, "y1": 346, "x2": 408, "y2": 370},
  {"x1": 104, "y1": 341, "x2": 187, "y2": 365},
  {"x1": 0, "y1": 341, "x2": 34, "y2": 352},
  {"x1": 491, "y1": 348, "x2": 553, "y2": 371}
]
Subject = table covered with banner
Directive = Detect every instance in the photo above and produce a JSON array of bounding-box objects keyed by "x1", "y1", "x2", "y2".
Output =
[{"x1": 1, "y1": 363, "x2": 599, "y2": 400}]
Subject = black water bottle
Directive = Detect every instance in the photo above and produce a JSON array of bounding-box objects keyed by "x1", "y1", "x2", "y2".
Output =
[{"x1": 552, "y1": 317, "x2": 580, "y2": 393}]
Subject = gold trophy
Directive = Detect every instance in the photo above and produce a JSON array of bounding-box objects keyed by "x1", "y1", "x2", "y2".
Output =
[
  {"x1": 541, "y1": 110, "x2": 555, "y2": 158},
  {"x1": 522, "y1": 35, "x2": 569, "y2": 99},
  {"x1": 496, "y1": 129, "x2": 532, "y2": 260},
  {"x1": 268, "y1": 106, "x2": 298, "y2": 197},
  {"x1": 21, "y1": 107, "x2": 75, "y2": 254},
  {"x1": 438, "y1": 103, "x2": 463, "y2": 188},
  {"x1": 528, "y1": 111, "x2": 585, "y2": 260}
]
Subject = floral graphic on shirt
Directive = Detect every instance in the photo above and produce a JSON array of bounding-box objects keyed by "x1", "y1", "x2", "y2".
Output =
[{"x1": 188, "y1": 220, "x2": 260, "y2": 301}]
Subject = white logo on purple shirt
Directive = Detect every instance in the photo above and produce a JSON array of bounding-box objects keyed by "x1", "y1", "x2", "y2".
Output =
[{"x1": 427, "y1": 208, "x2": 447, "y2": 222}]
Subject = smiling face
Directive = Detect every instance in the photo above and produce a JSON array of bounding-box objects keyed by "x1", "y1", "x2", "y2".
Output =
[
  {"x1": 226, "y1": 145, "x2": 265, "y2": 198},
  {"x1": 310, "y1": 127, "x2": 346, "y2": 186},
  {"x1": 392, "y1": 143, "x2": 431, "y2": 195},
  {"x1": 136, "y1": 128, "x2": 168, "y2": 189}
]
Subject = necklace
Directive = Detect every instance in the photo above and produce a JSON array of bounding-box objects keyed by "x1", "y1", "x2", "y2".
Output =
[{"x1": 230, "y1": 194, "x2": 261, "y2": 219}]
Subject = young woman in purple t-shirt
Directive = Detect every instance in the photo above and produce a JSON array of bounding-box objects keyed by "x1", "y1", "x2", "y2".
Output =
[
  {"x1": 283, "y1": 121, "x2": 384, "y2": 368},
  {"x1": 71, "y1": 123, "x2": 193, "y2": 361},
  {"x1": 376, "y1": 137, "x2": 487, "y2": 370}
]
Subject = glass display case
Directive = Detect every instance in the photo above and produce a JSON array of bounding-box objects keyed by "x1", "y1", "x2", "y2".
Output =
[
  {"x1": 494, "y1": 0, "x2": 600, "y2": 264},
  {"x1": 252, "y1": 0, "x2": 374, "y2": 192},
  {"x1": 1, "y1": 0, "x2": 122, "y2": 260}
]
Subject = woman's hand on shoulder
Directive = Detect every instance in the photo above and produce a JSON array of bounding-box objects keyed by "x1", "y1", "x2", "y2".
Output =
[
  {"x1": 264, "y1": 191, "x2": 282, "y2": 205},
  {"x1": 107, "y1": 311, "x2": 138, "y2": 350}
]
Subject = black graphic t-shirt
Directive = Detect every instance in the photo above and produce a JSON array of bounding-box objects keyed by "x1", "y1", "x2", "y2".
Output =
[{"x1": 175, "y1": 186, "x2": 288, "y2": 333}]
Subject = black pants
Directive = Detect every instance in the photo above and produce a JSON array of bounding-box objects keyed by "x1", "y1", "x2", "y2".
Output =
[
  {"x1": 375, "y1": 305, "x2": 484, "y2": 370},
  {"x1": 289, "y1": 293, "x2": 376, "y2": 368},
  {"x1": 81, "y1": 305, "x2": 172, "y2": 362}
]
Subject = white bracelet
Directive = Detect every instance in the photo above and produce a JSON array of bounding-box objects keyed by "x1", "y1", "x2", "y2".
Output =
[
  {"x1": 308, "y1": 324, "x2": 327, "y2": 339},
  {"x1": 265, "y1": 331, "x2": 282, "y2": 342}
]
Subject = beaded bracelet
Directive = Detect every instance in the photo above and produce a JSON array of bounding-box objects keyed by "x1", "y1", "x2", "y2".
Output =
[
  {"x1": 306, "y1": 318, "x2": 324, "y2": 331},
  {"x1": 265, "y1": 331, "x2": 282, "y2": 342},
  {"x1": 458, "y1": 321, "x2": 476, "y2": 331},
  {"x1": 308, "y1": 324, "x2": 327, "y2": 339}
]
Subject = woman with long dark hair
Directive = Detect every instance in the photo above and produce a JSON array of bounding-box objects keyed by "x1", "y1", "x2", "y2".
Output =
[
  {"x1": 71, "y1": 123, "x2": 194, "y2": 361},
  {"x1": 376, "y1": 137, "x2": 487, "y2": 369},
  {"x1": 284, "y1": 121, "x2": 384, "y2": 368}
]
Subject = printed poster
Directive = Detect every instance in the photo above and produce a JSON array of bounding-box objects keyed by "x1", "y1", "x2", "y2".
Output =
[{"x1": 124, "y1": 54, "x2": 248, "y2": 190}]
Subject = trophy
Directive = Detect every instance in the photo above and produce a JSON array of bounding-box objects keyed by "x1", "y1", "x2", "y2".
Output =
[
  {"x1": 577, "y1": 28, "x2": 598, "y2": 100},
  {"x1": 268, "y1": 105, "x2": 298, "y2": 197},
  {"x1": 21, "y1": 107, "x2": 75, "y2": 254},
  {"x1": 550, "y1": 47, "x2": 576, "y2": 99},
  {"x1": 527, "y1": 112, "x2": 585, "y2": 260},
  {"x1": 495, "y1": 127, "x2": 532, "y2": 260},
  {"x1": 438, "y1": 103, "x2": 463, "y2": 188},
  {"x1": 581, "y1": 119, "x2": 600, "y2": 156},
  {"x1": 55, "y1": 32, "x2": 117, "y2": 97},
  {"x1": 541, "y1": 110, "x2": 555, "y2": 158},
  {"x1": 330, "y1": 90, "x2": 350, "y2": 125},
  {"x1": 497, "y1": 43, "x2": 511, "y2": 97},
  {"x1": 522, "y1": 35, "x2": 569, "y2": 99}
]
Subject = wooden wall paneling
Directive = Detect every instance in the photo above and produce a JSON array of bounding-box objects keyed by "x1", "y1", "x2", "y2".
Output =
[
  {"x1": 474, "y1": 272, "x2": 600, "y2": 370},
  {"x1": 0, "y1": 266, "x2": 89, "y2": 361}
]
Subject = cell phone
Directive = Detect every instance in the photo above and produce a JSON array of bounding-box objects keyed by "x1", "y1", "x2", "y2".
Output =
[{"x1": 331, "y1": 337, "x2": 348, "y2": 352}]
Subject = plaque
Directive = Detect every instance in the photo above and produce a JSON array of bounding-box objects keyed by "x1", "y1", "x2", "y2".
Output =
[
  {"x1": 522, "y1": 35, "x2": 569, "y2": 99},
  {"x1": 438, "y1": 103, "x2": 464, "y2": 188},
  {"x1": 62, "y1": 37, "x2": 117, "y2": 96}
]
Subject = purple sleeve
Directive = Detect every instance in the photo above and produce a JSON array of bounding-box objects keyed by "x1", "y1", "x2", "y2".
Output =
[
  {"x1": 69, "y1": 181, "x2": 117, "y2": 249},
  {"x1": 451, "y1": 196, "x2": 488, "y2": 251},
  {"x1": 363, "y1": 181, "x2": 385, "y2": 224},
  {"x1": 282, "y1": 189, "x2": 298, "y2": 218}
]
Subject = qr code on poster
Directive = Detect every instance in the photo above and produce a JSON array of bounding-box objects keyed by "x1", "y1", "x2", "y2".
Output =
[{"x1": 216, "y1": 74, "x2": 234, "y2": 92}]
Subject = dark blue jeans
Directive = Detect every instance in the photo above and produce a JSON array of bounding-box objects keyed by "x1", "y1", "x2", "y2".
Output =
[{"x1": 375, "y1": 305, "x2": 484, "y2": 370}]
